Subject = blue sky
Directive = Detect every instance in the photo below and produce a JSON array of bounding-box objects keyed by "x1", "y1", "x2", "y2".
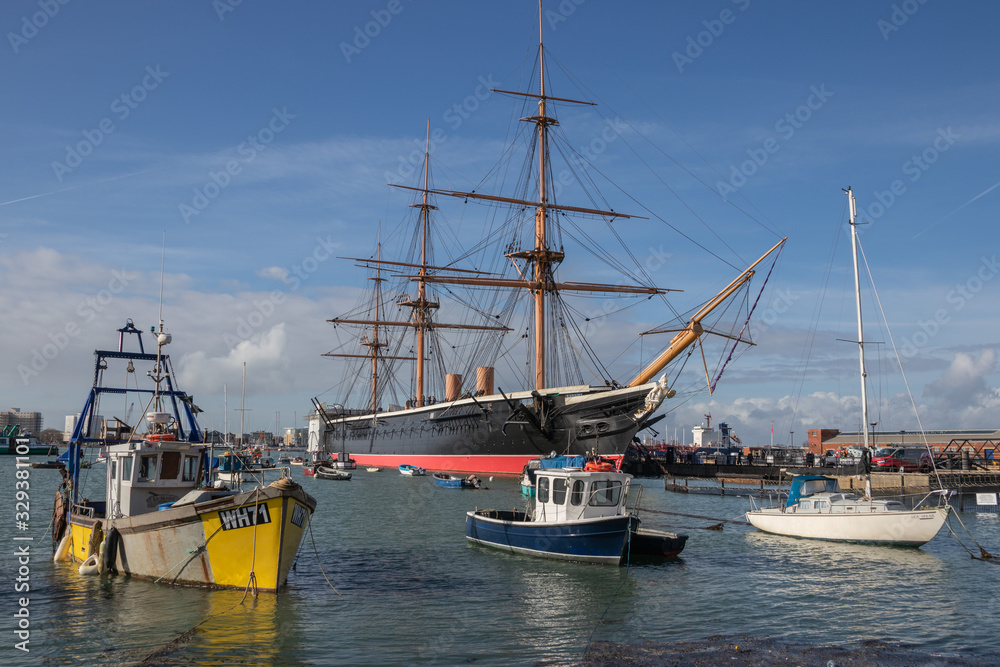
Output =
[{"x1": 2, "y1": 0, "x2": 998, "y2": 446}]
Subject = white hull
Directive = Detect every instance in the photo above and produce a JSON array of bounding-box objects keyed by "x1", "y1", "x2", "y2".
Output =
[{"x1": 745, "y1": 507, "x2": 949, "y2": 546}]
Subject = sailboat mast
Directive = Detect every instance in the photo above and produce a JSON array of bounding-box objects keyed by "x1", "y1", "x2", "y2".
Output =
[{"x1": 847, "y1": 187, "x2": 871, "y2": 451}]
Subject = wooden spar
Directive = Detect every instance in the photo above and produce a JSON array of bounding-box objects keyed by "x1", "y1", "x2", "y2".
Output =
[
  {"x1": 391, "y1": 184, "x2": 643, "y2": 220},
  {"x1": 626, "y1": 237, "x2": 787, "y2": 388},
  {"x1": 329, "y1": 318, "x2": 510, "y2": 332},
  {"x1": 338, "y1": 256, "x2": 495, "y2": 276},
  {"x1": 414, "y1": 275, "x2": 674, "y2": 294}
]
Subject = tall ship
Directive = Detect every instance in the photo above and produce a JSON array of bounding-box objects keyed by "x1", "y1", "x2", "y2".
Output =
[{"x1": 312, "y1": 6, "x2": 785, "y2": 474}]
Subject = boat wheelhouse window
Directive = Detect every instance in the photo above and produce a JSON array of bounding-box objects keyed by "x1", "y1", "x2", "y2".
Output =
[
  {"x1": 570, "y1": 480, "x2": 585, "y2": 506},
  {"x1": 799, "y1": 501, "x2": 812, "y2": 509},
  {"x1": 161, "y1": 451, "x2": 181, "y2": 479},
  {"x1": 109, "y1": 460, "x2": 117, "y2": 482},
  {"x1": 121, "y1": 457, "x2": 133, "y2": 482},
  {"x1": 182, "y1": 455, "x2": 198, "y2": 482},
  {"x1": 138, "y1": 455, "x2": 157, "y2": 482},
  {"x1": 588, "y1": 480, "x2": 622, "y2": 507},
  {"x1": 537, "y1": 477, "x2": 550, "y2": 503},
  {"x1": 816, "y1": 500, "x2": 829, "y2": 510},
  {"x1": 801, "y1": 479, "x2": 828, "y2": 495},
  {"x1": 552, "y1": 478, "x2": 567, "y2": 505}
]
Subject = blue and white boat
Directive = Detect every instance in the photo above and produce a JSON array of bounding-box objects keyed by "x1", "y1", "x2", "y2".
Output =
[
  {"x1": 399, "y1": 464, "x2": 427, "y2": 476},
  {"x1": 433, "y1": 472, "x2": 483, "y2": 489},
  {"x1": 466, "y1": 467, "x2": 687, "y2": 565}
]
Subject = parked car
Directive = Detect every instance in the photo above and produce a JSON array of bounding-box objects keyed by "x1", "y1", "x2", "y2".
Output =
[{"x1": 871, "y1": 447, "x2": 932, "y2": 472}]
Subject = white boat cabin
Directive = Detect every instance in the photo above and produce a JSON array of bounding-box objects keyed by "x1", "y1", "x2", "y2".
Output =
[
  {"x1": 532, "y1": 469, "x2": 631, "y2": 523},
  {"x1": 106, "y1": 437, "x2": 204, "y2": 518}
]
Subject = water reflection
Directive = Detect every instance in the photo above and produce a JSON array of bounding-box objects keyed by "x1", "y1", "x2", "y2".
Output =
[{"x1": 40, "y1": 566, "x2": 305, "y2": 665}]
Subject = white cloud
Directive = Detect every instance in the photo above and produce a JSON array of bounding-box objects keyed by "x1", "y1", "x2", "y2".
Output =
[{"x1": 256, "y1": 266, "x2": 288, "y2": 281}]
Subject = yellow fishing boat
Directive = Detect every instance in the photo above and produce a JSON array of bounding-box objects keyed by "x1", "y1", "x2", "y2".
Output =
[{"x1": 53, "y1": 319, "x2": 316, "y2": 592}]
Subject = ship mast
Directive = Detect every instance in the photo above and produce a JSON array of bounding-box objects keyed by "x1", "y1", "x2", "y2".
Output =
[
  {"x1": 532, "y1": 5, "x2": 552, "y2": 390},
  {"x1": 362, "y1": 228, "x2": 388, "y2": 413},
  {"x1": 396, "y1": 121, "x2": 440, "y2": 407}
]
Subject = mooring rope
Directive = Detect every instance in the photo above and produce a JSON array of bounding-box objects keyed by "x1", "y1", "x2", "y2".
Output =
[
  {"x1": 638, "y1": 506, "x2": 750, "y2": 526},
  {"x1": 946, "y1": 510, "x2": 1000, "y2": 565},
  {"x1": 307, "y1": 519, "x2": 343, "y2": 598}
]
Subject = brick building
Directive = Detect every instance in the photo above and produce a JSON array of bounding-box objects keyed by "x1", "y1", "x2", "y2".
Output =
[{"x1": 807, "y1": 428, "x2": 1000, "y2": 457}]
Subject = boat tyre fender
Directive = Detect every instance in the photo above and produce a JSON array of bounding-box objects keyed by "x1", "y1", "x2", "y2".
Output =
[
  {"x1": 78, "y1": 543, "x2": 103, "y2": 576},
  {"x1": 102, "y1": 527, "x2": 119, "y2": 574}
]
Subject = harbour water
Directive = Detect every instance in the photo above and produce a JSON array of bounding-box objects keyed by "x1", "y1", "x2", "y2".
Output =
[{"x1": 4, "y1": 457, "x2": 1000, "y2": 665}]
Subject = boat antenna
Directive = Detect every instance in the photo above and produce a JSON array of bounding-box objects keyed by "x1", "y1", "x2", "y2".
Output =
[{"x1": 158, "y1": 231, "x2": 166, "y2": 333}]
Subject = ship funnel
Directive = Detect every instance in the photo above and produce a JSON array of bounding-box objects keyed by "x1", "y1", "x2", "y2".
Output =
[
  {"x1": 445, "y1": 374, "x2": 463, "y2": 401},
  {"x1": 476, "y1": 366, "x2": 494, "y2": 396}
]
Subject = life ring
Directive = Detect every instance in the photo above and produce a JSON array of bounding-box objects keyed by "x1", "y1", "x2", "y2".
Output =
[
  {"x1": 584, "y1": 461, "x2": 615, "y2": 472},
  {"x1": 146, "y1": 434, "x2": 177, "y2": 442}
]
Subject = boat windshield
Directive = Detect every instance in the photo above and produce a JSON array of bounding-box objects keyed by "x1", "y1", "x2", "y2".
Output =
[{"x1": 589, "y1": 480, "x2": 623, "y2": 506}]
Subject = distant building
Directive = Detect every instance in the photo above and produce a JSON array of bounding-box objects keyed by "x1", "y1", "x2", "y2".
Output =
[
  {"x1": 691, "y1": 414, "x2": 737, "y2": 449},
  {"x1": 1, "y1": 408, "x2": 43, "y2": 435},
  {"x1": 284, "y1": 427, "x2": 307, "y2": 448},
  {"x1": 807, "y1": 428, "x2": 1000, "y2": 456},
  {"x1": 64, "y1": 412, "x2": 104, "y2": 441}
]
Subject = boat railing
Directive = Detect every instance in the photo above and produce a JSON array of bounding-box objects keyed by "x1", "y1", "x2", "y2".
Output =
[
  {"x1": 913, "y1": 488, "x2": 954, "y2": 510},
  {"x1": 72, "y1": 503, "x2": 96, "y2": 518},
  {"x1": 626, "y1": 483, "x2": 644, "y2": 515}
]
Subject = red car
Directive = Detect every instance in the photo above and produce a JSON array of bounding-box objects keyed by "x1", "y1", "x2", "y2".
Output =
[{"x1": 871, "y1": 447, "x2": 932, "y2": 472}]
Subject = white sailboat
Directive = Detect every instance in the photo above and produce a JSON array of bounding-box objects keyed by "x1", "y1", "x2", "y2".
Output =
[{"x1": 745, "y1": 187, "x2": 950, "y2": 547}]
